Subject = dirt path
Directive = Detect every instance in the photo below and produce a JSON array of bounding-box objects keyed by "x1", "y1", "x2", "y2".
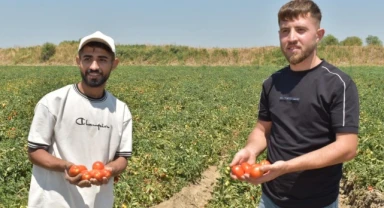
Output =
[
  {"x1": 151, "y1": 166, "x2": 380, "y2": 208},
  {"x1": 151, "y1": 166, "x2": 220, "y2": 208},
  {"x1": 339, "y1": 194, "x2": 351, "y2": 208}
]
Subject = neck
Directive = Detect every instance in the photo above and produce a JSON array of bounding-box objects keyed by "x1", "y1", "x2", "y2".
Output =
[
  {"x1": 77, "y1": 82, "x2": 105, "y2": 99},
  {"x1": 290, "y1": 52, "x2": 322, "y2": 71}
]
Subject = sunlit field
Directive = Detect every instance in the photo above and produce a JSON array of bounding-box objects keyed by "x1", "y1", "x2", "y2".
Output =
[{"x1": 0, "y1": 65, "x2": 383, "y2": 207}]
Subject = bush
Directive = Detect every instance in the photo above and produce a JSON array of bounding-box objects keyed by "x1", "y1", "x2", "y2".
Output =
[
  {"x1": 366, "y1": 35, "x2": 383, "y2": 46},
  {"x1": 320, "y1": 34, "x2": 339, "y2": 46},
  {"x1": 340, "y1": 36, "x2": 363, "y2": 46},
  {"x1": 40, "y1": 42, "x2": 56, "y2": 62}
]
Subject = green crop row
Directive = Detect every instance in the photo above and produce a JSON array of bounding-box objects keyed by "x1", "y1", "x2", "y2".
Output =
[{"x1": 0, "y1": 65, "x2": 383, "y2": 207}]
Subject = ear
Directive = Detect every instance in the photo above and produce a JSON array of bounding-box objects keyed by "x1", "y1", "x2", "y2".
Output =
[
  {"x1": 76, "y1": 56, "x2": 80, "y2": 66},
  {"x1": 112, "y1": 58, "x2": 119, "y2": 71},
  {"x1": 316, "y1": 28, "x2": 325, "y2": 43}
]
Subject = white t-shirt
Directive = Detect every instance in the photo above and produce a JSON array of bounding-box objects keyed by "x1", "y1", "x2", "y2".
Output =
[{"x1": 27, "y1": 84, "x2": 132, "y2": 208}]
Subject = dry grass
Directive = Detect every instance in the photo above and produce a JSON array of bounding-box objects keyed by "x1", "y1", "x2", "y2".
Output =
[{"x1": 0, "y1": 44, "x2": 383, "y2": 66}]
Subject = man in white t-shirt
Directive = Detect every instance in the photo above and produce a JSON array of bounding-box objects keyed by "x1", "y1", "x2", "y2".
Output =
[{"x1": 27, "y1": 31, "x2": 132, "y2": 208}]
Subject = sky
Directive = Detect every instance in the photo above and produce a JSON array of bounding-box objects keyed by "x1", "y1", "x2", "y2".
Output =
[{"x1": 1, "y1": 0, "x2": 383, "y2": 49}]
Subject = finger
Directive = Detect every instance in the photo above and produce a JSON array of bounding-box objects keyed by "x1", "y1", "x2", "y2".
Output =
[
  {"x1": 247, "y1": 157, "x2": 256, "y2": 165},
  {"x1": 70, "y1": 174, "x2": 83, "y2": 184},
  {"x1": 90, "y1": 178, "x2": 102, "y2": 186},
  {"x1": 229, "y1": 172, "x2": 238, "y2": 180},
  {"x1": 78, "y1": 180, "x2": 91, "y2": 188},
  {"x1": 230, "y1": 153, "x2": 244, "y2": 167},
  {"x1": 244, "y1": 174, "x2": 266, "y2": 185},
  {"x1": 260, "y1": 164, "x2": 272, "y2": 173},
  {"x1": 102, "y1": 177, "x2": 109, "y2": 184},
  {"x1": 65, "y1": 174, "x2": 82, "y2": 184},
  {"x1": 230, "y1": 172, "x2": 245, "y2": 181}
]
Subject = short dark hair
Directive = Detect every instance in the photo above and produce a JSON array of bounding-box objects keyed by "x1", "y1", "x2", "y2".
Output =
[
  {"x1": 278, "y1": 0, "x2": 322, "y2": 26},
  {"x1": 78, "y1": 41, "x2": 115, "y2": 60}
]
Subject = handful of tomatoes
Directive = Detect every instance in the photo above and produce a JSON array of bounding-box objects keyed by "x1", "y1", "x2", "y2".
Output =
[
  {"x1": 231, "y1": 159, "x2": 271, "y2": 178},
  {"x1": 68, "y1": 161, "x2": 112, "y2": 182}
]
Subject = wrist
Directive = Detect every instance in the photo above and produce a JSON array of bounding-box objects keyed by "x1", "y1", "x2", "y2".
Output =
[
  {"x1": 282, "y1": 160, "x2": 296, "y2": 174},
  {"x1": 63, "y1": 161, "x2": 72, "y2": 172},
  {"x1": 244, "y1": 146, "x2": 259, "y2": 158}
]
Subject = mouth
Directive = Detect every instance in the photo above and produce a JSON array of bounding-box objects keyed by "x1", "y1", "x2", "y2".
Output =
[
  {"x1": 87, "y1": 72, "x2": 102, "y2": 78},
  {"x1": 287, "y1": 45, "x2": 301, "y2": 53}
]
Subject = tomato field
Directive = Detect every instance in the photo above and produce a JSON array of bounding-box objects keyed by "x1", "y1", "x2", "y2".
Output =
[{"x1": 0, "y1": 65, "x2": 383, "y2": 207}]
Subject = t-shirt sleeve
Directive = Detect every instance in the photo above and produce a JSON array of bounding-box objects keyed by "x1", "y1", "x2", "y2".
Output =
[
  {"x1": 115, "y1": 105, "x2": 133, "y2": 158},
  {"x1": 258, "y1": 80, "x2": 272, "y2": 121},
  {"x1": 27, "y1": 101, "x2": 55, "y2": 150},
  {"x1": 331, "y1": 78, "x2": 359, "y2": 133}
]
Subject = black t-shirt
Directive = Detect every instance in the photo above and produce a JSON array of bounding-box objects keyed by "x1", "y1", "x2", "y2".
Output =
[{"x1": 258, "y1": 60, "x2": 359, "y2": 208}]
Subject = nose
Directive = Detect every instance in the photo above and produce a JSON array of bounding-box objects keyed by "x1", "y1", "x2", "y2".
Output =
[
  {"x1": 288, "y1": 29, "x2": 297, "y2": 42},
  {"x1": 90, "y1": 60, "x2": 99, "y2": 70}
]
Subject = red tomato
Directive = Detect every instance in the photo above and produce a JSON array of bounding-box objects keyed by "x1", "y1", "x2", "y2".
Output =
[
  {"x1": 93, "y1": 170, "x2": 104, "y2": 182},
  {"x1": 260, "y1": 160, "x2": 271, "y2": 166},
  {"x1": 101, "y1": 169, "x2": 112, "y2": 179},
  {"x1": 231, "y1": 165, "x2": 244, "y2": 178},
  {"x1": 80, "y1": 170, "x2": 88, "y2": 174},
  {"x1": 88, "y1": 169, "x2": 98, "y2": 178},
  {"x1": 92, "y1": 161, "x2": 105, "y2": 170},
  {"x1": 240, "y1": 162, "x2": 252, "y2": 174},
  {"x1": 78, "y1": 165, "x2": 88, "y2": 172},
  {"x1": 250, "y1": 164, "x2": 263, "y2": 178},
  {"x1": 81, "y1": 171, "x2": 92, "y2": 181},
  {"x1": 68, "y1": 165, "x2": 81, "y2": 177}
]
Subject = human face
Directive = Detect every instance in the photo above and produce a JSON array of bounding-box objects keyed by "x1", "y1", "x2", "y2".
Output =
[
  {"x1": 76, "y1": 46, "x2": 118, "y2": 88},
  {"x1": 279, "y1": 14, "x2": 323, "y2": 66}
]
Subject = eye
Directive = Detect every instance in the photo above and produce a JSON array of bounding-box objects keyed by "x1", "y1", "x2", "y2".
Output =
[
  {"x1": 280, "y1": 29, "x2": 289, "y2": 34},
  {"x1": 296, "y1": 28, "x2": 306, "y2": 33},
  {"x1": 82, "y1": 57, "x2": 91, "y2": 62}
]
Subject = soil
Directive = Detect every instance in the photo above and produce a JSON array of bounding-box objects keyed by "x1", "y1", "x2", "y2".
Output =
[
  {"x1": 339, "y1": 178, "x2": 384, "y2": 208},
  {"x1": 151, "y1": 166, "x2": 220, "y2": 208},
  {"x1": 152, "y1": 166, "x2": 384, "y2": 208}
]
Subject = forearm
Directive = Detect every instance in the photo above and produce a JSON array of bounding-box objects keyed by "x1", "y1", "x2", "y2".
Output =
[
  {"x1": 106, "y1": 156, "x2": 128, "y2": 176},
  {"x1": 244, "y1": 121, "x2": 269, "y2": 156},
  {"x1": 284, "y1": 133, "x2": 358, "y2": 173},
  {"x1": 28, "y1": 148, "x2": 71, "y2": 172}
]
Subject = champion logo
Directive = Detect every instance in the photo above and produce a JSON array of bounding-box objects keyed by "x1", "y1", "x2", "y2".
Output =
[{"x1": 75, "y1": 117, "x2": 110, "y2": 130}]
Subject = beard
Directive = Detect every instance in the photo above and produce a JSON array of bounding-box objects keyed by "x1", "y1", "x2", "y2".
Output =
[
  {"x1": 281, "y1": 41, "x2": 317, "y2": 65},
  {"x1": 80, "y1": 69, "x2": 110, "y2": 87}
]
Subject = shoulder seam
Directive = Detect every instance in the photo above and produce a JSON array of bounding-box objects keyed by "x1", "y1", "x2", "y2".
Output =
[{"x1": 321, "y1": 66, "x2": 346, "y2": 126}]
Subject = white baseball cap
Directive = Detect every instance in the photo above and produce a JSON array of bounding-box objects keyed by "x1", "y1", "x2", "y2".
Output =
[{"x1": 78, "y1": 31, "x2": 116, "y2": 54}]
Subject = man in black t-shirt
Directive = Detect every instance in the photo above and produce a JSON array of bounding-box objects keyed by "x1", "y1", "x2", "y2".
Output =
[{"x1": 230, "y1": 1, "x2": 359, "y2": 208}]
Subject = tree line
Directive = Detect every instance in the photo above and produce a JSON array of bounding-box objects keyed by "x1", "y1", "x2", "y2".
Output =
[{"x1": 320, "y1": 34, "x2": 383, "y2": 46}]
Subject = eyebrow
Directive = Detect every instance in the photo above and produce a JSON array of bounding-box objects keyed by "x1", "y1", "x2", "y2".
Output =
[
  {"x1": 82, "y1": 54, "x2": 110, "y2": 59},
  {"x1": 280, "y1": 25, "x2": 308, "y2": 30}
]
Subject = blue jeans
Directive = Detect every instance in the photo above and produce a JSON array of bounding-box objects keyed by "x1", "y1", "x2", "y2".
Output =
[{"x1": 258, "y1": 193, "x2": 338, "y2": 208}]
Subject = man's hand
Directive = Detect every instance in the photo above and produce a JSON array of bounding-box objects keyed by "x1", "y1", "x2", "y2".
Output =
[
  {"x1": 229, "y1": 148, "x2": 257, "y2": 180},
  {"x1": 89, "y1": 167, "x2": 113, "y2": 186},
  {"x1": 242, "y1": 160, "x2": 287, "y2": 185},
  {"x1": 64, "y1": 163, "x2": 92, "y2": 188}
]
